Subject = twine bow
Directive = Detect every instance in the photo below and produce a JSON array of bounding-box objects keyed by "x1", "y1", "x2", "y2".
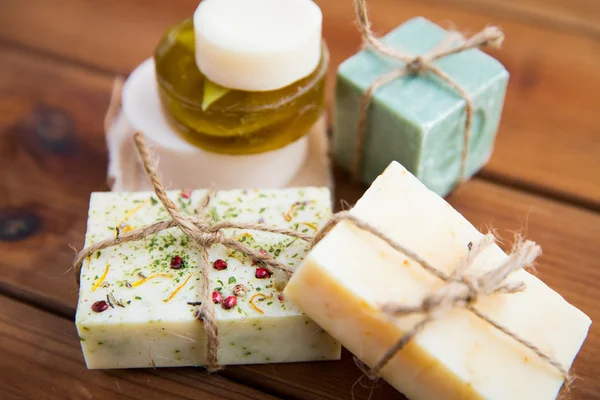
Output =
[
  {"x1": 75, "y1": 129, "x2": 569, "y2": 387},
  {"x1": 351, "y1": 0, "x2": 504, "y2": 185},
  {"x1": 362, "y1": 235, "x2": 571, "y2": 384}
]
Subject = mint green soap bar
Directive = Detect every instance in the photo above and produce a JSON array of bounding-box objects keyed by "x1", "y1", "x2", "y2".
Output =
[{"x1": 333, "y1": 17, "x2": 509, "y2": 196}]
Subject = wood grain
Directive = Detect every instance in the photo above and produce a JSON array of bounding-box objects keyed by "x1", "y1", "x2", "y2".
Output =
[
  {"x1": 428, "y1": 0, "x2": 600, "y2": 39},
  {"x1": 0, "y1": 3, "x2": 599, "y2": 399},
  {"x1": 0, "y1": 46, "x2": 111, "y2": 309},
  {"x1": 0, "y1": 0, "x2": 599, "y2": 207},
  {"x1": 0, "y1": 295, "x2": 276, "y2": 400}
]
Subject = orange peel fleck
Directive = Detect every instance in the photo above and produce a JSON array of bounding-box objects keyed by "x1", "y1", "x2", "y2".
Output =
[
  {"x1": 164, "y1": 274, "x2": 193, "y2": 303},
  {"x1": 298, "y1": 221, "x2": 318, "y2": 231},
  {"x1": 283, "y1": 201, "x2": 315, "y2": 222},
  {"x1": 122, "y1": 225, "x2": 134, "y2": 233},
  {"x1": 235, "y1": 233, "x2": 254, "y2": 242},
  {"x1": 132, "y1": 273, "x2": 172, "y2": 288},
  {"x1": 249, "y1": 293, "x2": 273, "y2": 315},
  {"x1": 92, "y1": 263, "x2": 110, "y2": 292},
  {"x1": 115, "y1": 199, "x2": 150, "y2": 235}
]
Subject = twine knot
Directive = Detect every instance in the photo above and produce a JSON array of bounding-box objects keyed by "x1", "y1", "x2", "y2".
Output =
[
  {"x1": 423, "y1": 277, "x2": 480, "y2": 313},
  {"x1": 195, "y1": 225, "x2": 225, "y2": 248},
  {"x1": 406, "y1": 56, "x2": 429, "y2": 75},
  {"x1": 460, "y1": 275, "x2": 481, "y2": 304},
  {"x1": 478, "y1": 26, "x2": 505, "y2": 48}
]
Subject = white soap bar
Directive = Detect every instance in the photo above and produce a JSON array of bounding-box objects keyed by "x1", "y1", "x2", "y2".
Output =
[
  {"x1": 118, "y1": 58, "x2": 316, "y2": 190},
  {"x1": 194, "y1": 0, "x2": 322, "y2": 91},
  {"x1": 285, "y1": 162, "x2": 591, "y2": 400},
  {"x1": 76, "y1": 188, "x2": 340, "y2": 369}
]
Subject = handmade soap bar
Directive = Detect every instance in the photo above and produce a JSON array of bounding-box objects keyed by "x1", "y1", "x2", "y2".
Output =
[
  {"x1": 285, "y1": 162, "x2": 590, "y2": 399},
  {"x1": 76, "y1": 188, "x2": 340, "y2": 369},
  {"x1": 333, "y1": 17, "x2": 509, "y2": 196},
  {"x1": 193, "y1": 0, "x2": 322, "y2": 91}
]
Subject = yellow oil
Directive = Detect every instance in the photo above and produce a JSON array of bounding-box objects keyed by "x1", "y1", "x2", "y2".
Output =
[{"x1": 154, "y1": 18, "x2": 327, "y2": 154}]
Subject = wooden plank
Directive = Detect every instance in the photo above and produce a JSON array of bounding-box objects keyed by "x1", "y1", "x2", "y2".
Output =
[
  {"x1": 0, "y1": 46, "x2": 111, "y2": 309},
  {"x1": 0, "y1": 0, "x2": 598, "y2": 207},
  {"x1": 430, "y1": 0, "x2": 600, "y2": 39},
  {"x1": 0, "y1": 26, "x2": 599, "y2": 400},
  {"x1": 0, "y1": 295, "x2": 276, "y2": 400},
  {"x1": 2, "y1": 0, "x2": 598, "y2": 72}
]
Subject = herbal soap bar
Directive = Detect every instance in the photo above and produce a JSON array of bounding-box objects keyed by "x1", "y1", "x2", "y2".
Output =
[
  {"x1": 76, "y1": 188, "x2": 340, "y2": 369},
  {"x1": 285, "y1": 162, "x2": 590, "y2": 399},
  {"x1": 334, "y1": 17, "x2": 509, "y2": 196}
]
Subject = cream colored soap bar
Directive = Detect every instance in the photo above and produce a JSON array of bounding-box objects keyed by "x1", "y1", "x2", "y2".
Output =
[
  {"x1": 194, "y1": 0, "x2": 322, "y2": 91},
  {"x1": 76, "y1": 188, "x2": 340, "y2": 369},
  {"x1": 285, "y1": 162, "x2": 590, "y2": 400}
]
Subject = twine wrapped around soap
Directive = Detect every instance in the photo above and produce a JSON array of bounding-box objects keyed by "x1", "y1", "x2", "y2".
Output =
[
  {"x1": 74, "y1": 130, "x2": 569, "y2": 388},
  {"x1": 74, "y1": 131, "x2": 313, "y2": 371},
  {"x1": 351, "y1": 0, "x2": 504, "y2": 185},
  {"x1": 312, "y1": 212, "x2": 572, "y2": 389}
]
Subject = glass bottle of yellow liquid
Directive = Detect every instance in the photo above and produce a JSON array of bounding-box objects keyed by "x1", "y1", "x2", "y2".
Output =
[
  {"x1": 116, "y1": 0, "x2": 328, "y2": 190},
  {"x1": 155, "y1": 0, "x2": 327, "y2": 155}
]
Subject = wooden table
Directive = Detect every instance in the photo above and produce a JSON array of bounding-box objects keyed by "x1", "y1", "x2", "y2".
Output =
[{"x1": 0, "y1": 0, "x2": 598, "y2": 399}]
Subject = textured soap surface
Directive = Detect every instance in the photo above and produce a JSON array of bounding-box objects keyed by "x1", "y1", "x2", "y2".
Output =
[
  {"x1": 285, "y1": 162, "x2": 590, "y2": 400},
  {"x1": 76, "y1": 188, "x2": 340, "y2": 369},
  {"x1": 334, "y1": 17, "x2": 509, "y2": 196}
]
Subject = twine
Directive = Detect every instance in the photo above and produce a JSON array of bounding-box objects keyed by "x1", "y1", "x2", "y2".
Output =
[
  {"x1": 74, "y1": 130, "x2": 569, "y2": 388},
  {"x1": 351, "y1": 0, "x2": 504, "y2": 185}
]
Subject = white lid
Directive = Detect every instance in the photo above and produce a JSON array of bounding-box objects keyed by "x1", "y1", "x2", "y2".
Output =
[{"x1": 193, "y1": 0, "x2": 322, "y2": 92}]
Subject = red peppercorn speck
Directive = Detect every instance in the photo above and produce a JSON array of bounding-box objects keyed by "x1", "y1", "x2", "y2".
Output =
[
  {"x1": 278, "y1": 293, "x2": 284, "y2": 301},
  {"x1": 255, "y1": 267, "x2": 272, "y2": 279},
  {"x1": 213, "y1": 259, "x2": 228, "y2": 270},
  {"x1": 180, "y1": 189, "x2": 192, "y2": 199},
  {"x1": 92, "y1": 300, "x2": 109, "y2": 313},
  {"x1": 170, "y1": 255, "x2": 183, "y2": 269},
  {"x1": 212, "y1": 291, "x2": 223, "y2": 304},
  {"x1": 222, "y1": 296, "x2": 237, "y2": 309}
]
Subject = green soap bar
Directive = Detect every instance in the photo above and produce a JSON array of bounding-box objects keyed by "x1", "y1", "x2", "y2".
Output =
[{"x1": 333, "y1": 17, "x2": 509, "y2": 196}]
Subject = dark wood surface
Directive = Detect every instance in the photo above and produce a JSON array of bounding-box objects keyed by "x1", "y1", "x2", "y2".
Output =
[{"x1": 0, "y1": 0, "x2": 599, "y2": 399}]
